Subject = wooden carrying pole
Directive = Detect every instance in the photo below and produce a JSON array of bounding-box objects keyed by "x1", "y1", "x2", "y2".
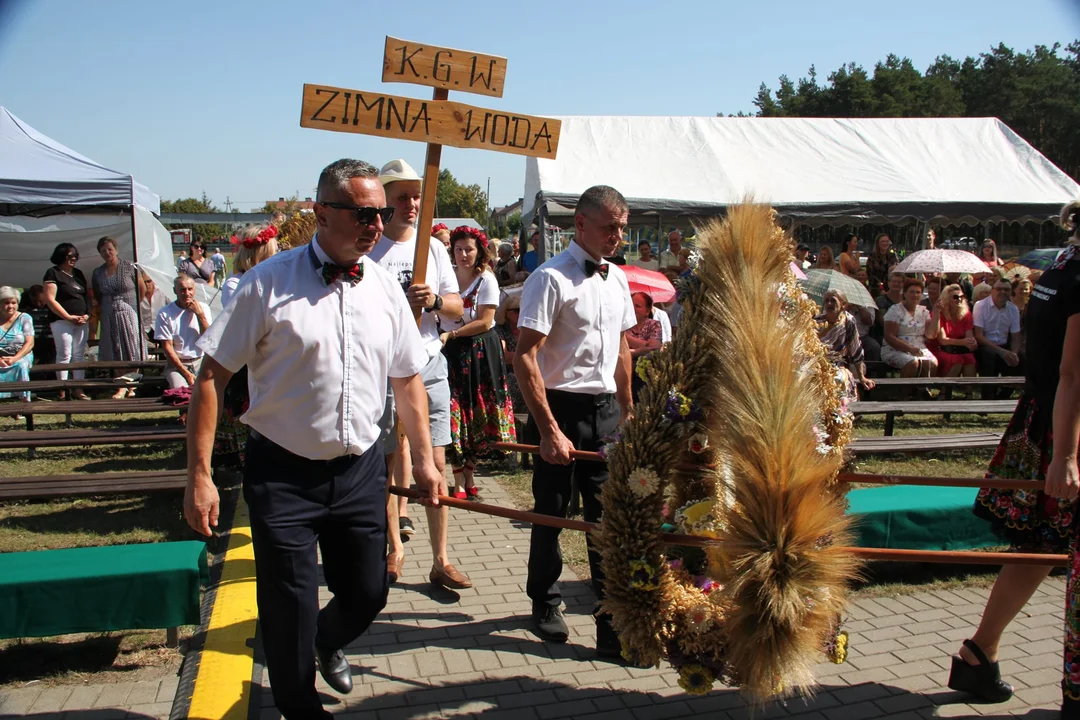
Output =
[
  {"x1": 407, "y1": 87, "x2": 448, "y2": 319},
  {"x1": 388, "y1": 487, "x2": 1067, "y2": 567}
]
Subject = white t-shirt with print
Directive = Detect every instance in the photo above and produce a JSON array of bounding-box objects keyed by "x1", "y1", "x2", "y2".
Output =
[{"x1": 368, "y1": 234, "x2": 459, "y2": 360}]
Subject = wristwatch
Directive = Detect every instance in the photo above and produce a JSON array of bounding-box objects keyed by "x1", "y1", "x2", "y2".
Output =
[{"x1": 425, "y1": 294, "x2": 444, "y2": 313}]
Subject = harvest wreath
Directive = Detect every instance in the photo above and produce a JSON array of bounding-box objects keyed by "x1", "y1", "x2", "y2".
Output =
[{"x1": 594, "y1": 204, "x2": 860, "y2": 701}]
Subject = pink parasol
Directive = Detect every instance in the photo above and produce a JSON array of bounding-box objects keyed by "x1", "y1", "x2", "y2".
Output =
[
  {"x1": 789, "y1": 262, "x2": 807, "y2": 280},
  {"x1": 620, "y1": 265, "x2": 677, "y2": 303}
]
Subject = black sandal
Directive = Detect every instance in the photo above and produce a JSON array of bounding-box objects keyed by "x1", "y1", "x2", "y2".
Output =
[{"x1": 947, "y1": 639, "x2": 1013, "y2": 703}]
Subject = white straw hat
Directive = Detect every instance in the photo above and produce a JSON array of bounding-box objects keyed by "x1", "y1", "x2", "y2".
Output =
[{"x1": 379, "y1": 159, "x2": 421, "y2": 185}]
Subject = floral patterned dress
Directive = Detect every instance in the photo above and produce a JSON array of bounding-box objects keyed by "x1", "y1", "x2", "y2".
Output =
[
  {"x1": 970, "y1": 243, "x2": 1080, "y2": 699},
  {"x1": 92, "y1": 260, "x2": 146, "y2": 362},
  {"x1": 442, "y1": 272, "x2": 517, "y2": 468}
]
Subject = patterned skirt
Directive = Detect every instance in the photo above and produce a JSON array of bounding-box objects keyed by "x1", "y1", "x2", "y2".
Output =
[
  {"x1": 973, "y1": 393, "x2": 1075, "y2": 553},
  {"x1": 444, "y1": 328, "x2": 516, "y2": 467},
  {"x1": 213, "y1": 366, "x2": 249, "y2": 470}
]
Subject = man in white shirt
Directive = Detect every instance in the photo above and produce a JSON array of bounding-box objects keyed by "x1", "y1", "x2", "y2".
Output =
[
  {"x1": 659, "y1": 230, "x2": 682, "y2": 270},
  {"x1": 210, "y1": 248, "x2": 226, "y2": 288},
  {"x1": 515, "y1": 185, "x2": 635, "y2": 659},
  {"x1": 631, "y1": 239, "x2": 659, "y2": 271},
  {"x1": 183, "y1": 159, "x2": 443, "y2": 720},
  {"x1": 155, "y1": 275, "x2": 211, "y2": 388},
  {"x1": 973, "y1": 277, "x2": 1023, "y2": 399},
  {"x1": 369, "y1": 158, "x2": 472, "y2": 591}
]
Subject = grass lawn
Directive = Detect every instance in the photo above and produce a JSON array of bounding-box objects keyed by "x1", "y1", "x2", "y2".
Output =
[{"x1": 0, "y1": 409, "x2": 194, "y2": 687}]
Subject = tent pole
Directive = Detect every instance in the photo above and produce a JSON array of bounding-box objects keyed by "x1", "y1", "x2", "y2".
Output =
[{"x1": 129, "y1": 203, "x2": 145, "y2": 360}]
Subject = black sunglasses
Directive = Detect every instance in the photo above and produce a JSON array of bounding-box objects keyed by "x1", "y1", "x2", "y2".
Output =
[
  {"x1": 66, "y1": 253, "x2": 79, "y2": 260},
  {"x1": 950, "y1": 294, "x2": 963, "y2": 300},
  {"x1": 320, "y1": 202, "x2": 394, "y2": 226}
]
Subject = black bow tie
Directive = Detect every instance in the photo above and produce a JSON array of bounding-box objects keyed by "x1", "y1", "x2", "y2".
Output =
[
  {"x1": 584, "y1": 260, "x2": 609, "y2": 280},
  {"x1": 322, "y1": 261, "x2": 364, "y2": 285}
]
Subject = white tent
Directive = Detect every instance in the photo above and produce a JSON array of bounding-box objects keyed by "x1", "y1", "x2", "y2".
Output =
[
  {"x1": 523, "y1": 116, "x2": 1080, "y2": 228},
  {"x1": 0, "y1": 108, "x2": 201, "y2": 310}
]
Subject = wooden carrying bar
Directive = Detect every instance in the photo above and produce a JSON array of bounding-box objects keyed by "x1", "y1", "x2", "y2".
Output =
[{"x1": 481, "y1": 442, "x2": 1068, "y2": 568}]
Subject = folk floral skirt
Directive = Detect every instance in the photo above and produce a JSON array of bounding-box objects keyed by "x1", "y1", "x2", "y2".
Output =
[
  {"x1": 443, "y1": 328, "x2": 516, "y2": 468},
  {"x1": 973, "y1": 394, "x2": 1074, "y2": 553},
  {"x1": 213, "y1": 366, "x2": 249, "y2": 470}
]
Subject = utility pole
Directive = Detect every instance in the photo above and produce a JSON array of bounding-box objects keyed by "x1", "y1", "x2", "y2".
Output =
[
  {"x1": 224, "y1": 196, "x2": 233, "y2": 213},
  {"x1": 486, "y1": 177, "x2": 491, "y2": 234}
]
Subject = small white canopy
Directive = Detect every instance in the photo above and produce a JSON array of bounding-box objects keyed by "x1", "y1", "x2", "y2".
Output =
[
  {"x1": 0, "y1": 107, "x2": 159, "y2": 214},
  {"x1": 523, "y1": 116, "x2": 1080, "y2": 226}
]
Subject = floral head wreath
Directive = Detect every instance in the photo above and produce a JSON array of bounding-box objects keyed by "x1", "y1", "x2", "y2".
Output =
[
  {"x1": 451, "y1": 225, "x2": 488, "y2": 249},
  {"x1": 431, "y1": 223, "x2": 449, "y2": 235},
  {"x1": 231, "y1": 225, "x2": 278, "y2": 249}
]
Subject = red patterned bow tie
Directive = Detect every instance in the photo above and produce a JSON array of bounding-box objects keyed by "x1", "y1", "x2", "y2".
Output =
[
  {"x1": 585, "y1": 260, "x2": 609, "y2": 280},
  {"x1": 322, "y1": 261, "x2": 364, "y2": 285}
]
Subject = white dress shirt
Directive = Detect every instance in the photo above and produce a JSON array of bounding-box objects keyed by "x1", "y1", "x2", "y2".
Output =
[
  {"x1": 155, "y1": 301, "x2": 212, "y2": 360},
  {"x1": 654, "y1": 308, "x2": 672, "y2": 343},
  {"x1": 973, "y1": 297, "x2": 1021, "y2": 346},
  {"x1": 368, "y1": 234, "x2": 458, "y2": 361},
  {"x1": 659, "y1": 250, "x2": 679, "y2": 269},
  {"x1": 519, "y1": 241, "x2": 636, "y2": 395},
  {"x1": 220, "y1": 272, "x2": 245, "y2": 308},
  {"x1": 197, "y1": 236, "x2": 427, "y2": 460},
  {"x1": 442, "y1": 271, "x2": 499, "y2": 331}
]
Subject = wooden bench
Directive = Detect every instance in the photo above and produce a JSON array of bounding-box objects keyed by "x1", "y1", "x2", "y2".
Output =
[
  {"x1": 0, "y1": 541, "x2": 207, "y2": 645},
  {"x1": 30, "y1": 360, "x2": 167, "y2": 374},
  {"x1": 851, "y1": 399, "x2": 1017, "y2": 435},
  {"x1": 0, "y1": 426, "x2": 186, "y2": 449},
  {"x1": 851, "y1": 432, "x2": 1001, "y2": 455},
  {"x1": 3, "y1": 378, "x2": 166, "y2": 394},
  {"x1": 0, "y1": 470, "x2": 187, "y2": 500}
]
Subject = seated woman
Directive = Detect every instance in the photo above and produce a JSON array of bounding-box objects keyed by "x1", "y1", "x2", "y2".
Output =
[
  {"x1": 627, "y1": 292, "x2": 663, "y2": 400},
  {"x1": 816, "y1": 290, "x2": 875, "y2": 398},
  {"x1": 815, "y1": 245, "x2": 836, "y2": 271},
  {"x1": 931, "y1": 283, "x2": 977, "y2": 378},
  {"x1": 0, "y1": 286, "x2": 35, "y2": 406},
  {"x1": 881, "y1": 278, "x2": 938, "y2": 377}
]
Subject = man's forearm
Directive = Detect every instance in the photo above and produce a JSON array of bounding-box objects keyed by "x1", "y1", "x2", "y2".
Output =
[
  {"x1": 162, "y1": 343, "x2": 184, "y2": 370},
  {"x1": 390, "y1": 374, "x2": 436, "y2": 469},
  {"x1": 1009, "y1": 333, "x2": 1022, "y2": 354},
  {"x1": 187, "y1": 360, "x2": 230, "y2": 482},
  {"x1": 514, "y1": 353, "x2": 558, "y2": 435},
  {"x1": 435, "y1": 293, "x2": 464, "y2": 321},
  {"x1": 615, "y1": 336, "x2": 633, "y2": 412}
]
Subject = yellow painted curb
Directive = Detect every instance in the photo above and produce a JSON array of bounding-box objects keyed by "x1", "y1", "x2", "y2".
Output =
[{"x1": 188, "y1": 498, "x2": 257, "y2": 720}]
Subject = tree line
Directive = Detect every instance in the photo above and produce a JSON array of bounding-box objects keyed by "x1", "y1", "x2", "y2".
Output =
[
  {"x1": 744, "y1": 41, "x2": 1080, "y2": 182},
  {"x1": 161, "y1": 169, "x2": 493, "y2": 243}
]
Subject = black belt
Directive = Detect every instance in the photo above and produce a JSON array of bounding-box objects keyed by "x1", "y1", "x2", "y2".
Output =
[{"x1": 546, "y1": 388, "x2": 615, "y2": 407}]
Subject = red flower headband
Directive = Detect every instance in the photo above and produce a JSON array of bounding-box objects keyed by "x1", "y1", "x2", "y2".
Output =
[
  {"x1": 431, "y1": 223, "x2": 449, "y2": 235},
  {"x1": 450, "y1": 225, "x2": 488, "y2": 249},
  {"x1": 231, "y1": 225, "x2": 278, "y2": 249}
]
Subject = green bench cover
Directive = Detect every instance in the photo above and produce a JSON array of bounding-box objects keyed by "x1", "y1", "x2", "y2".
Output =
[
  {"x1": 0, "y1": 541, "x2": 207, "y2": 639},
  {"x1": 846, "y1": 486, "x2": 998, "y2": 551}
]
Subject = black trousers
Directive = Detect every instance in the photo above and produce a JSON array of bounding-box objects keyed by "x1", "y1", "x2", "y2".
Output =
[
  {"x1": 525, "y1": 390, "x2": 620, "y2": 610},
  {"x1": 244, "y1": 432, "x2": 388, "y2": 720},
  {"x1": 975, "y1": 346, "x2": 1022, "y2": 399}
]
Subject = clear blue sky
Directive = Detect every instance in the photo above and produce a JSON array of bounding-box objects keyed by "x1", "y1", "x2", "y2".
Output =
[{"x1": 1, "y1": 0, "x2": 1077, "y2": 210}]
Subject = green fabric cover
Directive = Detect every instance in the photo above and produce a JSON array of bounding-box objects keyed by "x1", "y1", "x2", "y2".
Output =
[
  {"x1": 846, "y1": 486, "x2": 998, "y2": 551},
  {"x1": 0, "y1": 541, "x2": 207, "y2": 639}
]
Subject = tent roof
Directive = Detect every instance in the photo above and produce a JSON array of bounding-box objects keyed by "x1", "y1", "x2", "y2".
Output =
[
  {"x1": 0, "y1": 107, "x2": 160, "y2": 214},
  {"x1": 523, "y1": 116, "x2": 1080, "y2": 226}
]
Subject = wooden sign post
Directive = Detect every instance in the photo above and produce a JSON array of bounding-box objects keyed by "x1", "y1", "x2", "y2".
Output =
[{"x1": 300, "y1": 37, "x2": 561, "y2": 313}]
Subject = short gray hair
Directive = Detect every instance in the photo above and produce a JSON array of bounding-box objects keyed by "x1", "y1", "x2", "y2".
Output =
[
  {"x1": 498, "y1": 242, "x2": 513, "y2": 255},
  {"x1": 174, "y1": 275, "x2": 195, "y2": 291},
  {"x1": 575, "y1": 185, "x2": 628, "y2": 219},
  {"x1": 0, "y1": 286, "x2": 19, "y2": 303},
  {"x1": 317, "y1": 159, "x2": 379, "y2": 201}
]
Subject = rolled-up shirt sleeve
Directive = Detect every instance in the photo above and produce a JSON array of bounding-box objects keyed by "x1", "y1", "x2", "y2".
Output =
[
  {"x1": 196, "y1": 275, "x2": 267, "y2": 373},
  {"x1": 518, "y1": 270, "x2": 559, "y2": 336}
]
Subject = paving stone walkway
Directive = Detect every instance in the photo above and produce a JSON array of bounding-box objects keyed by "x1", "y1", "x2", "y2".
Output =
[{"x1": 0, "y1": 469, "x2": 1068, "y2": 719}]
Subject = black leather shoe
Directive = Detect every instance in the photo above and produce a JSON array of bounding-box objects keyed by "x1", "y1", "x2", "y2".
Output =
[
  {"x1": 532, "y1": 605, "x2": 569, "y2": 643},
  {"x1": 315, "y1": 647, "x2": 353, "y2": 694},
  {"x1": 947, "y1": 639, "x2": 1012, "y2": 703}
]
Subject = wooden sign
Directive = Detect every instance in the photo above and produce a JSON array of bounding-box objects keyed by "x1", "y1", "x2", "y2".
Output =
[
  {"x1": 382, "y1": 36, "x2": 507, "y2": 98},
  {"x1": 300, "y1": 83, "x2": 560, "y2": 160}
]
